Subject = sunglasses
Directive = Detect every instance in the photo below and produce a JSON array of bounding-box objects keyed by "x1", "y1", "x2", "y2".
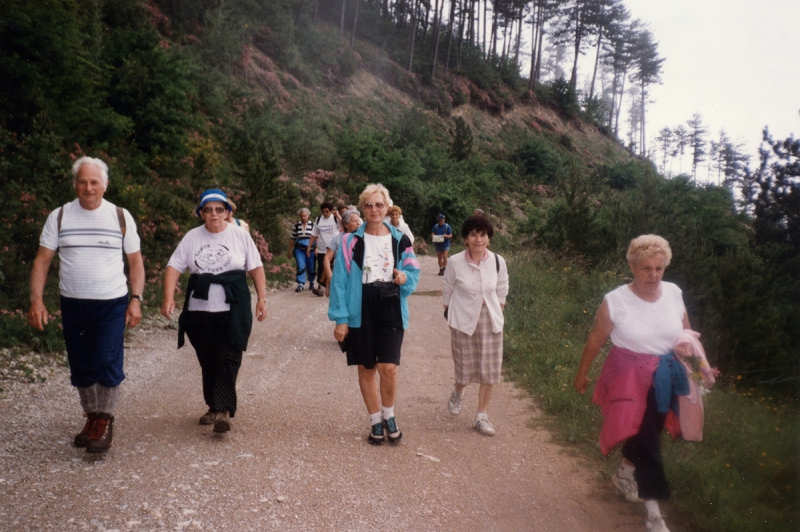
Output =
[
  {"x1": 362, "y1": 202, "x2": 386, "y2": 210},
  {"x1": 202, "y1": 206, "x2": 227, "y2": 214}
]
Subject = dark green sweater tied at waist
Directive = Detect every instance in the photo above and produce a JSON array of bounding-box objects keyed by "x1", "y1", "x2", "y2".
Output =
[{"x1": 177, "y1": 270, "x2": 253, "y2": 351}]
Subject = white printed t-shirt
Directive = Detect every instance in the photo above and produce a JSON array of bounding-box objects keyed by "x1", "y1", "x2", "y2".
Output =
[
  {"x1": 361, "y1": 233, "x2": 394, "y2": 283},
  {"x1": 167, "y1": 223, "x2": 263, "y2": 312},
  {"x1": 311, "y1": 214, "x2": 340, "y2": 255},
  {"x1": 39, "y1": 198, "x2": 140, "y2": 300}
]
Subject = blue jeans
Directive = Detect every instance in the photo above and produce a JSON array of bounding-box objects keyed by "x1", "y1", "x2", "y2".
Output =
[
  {"x1": 294, "y1": 246, "x2": 316, "y2": 286},
  {"x1": 60, "y1": 295, "x2": 128, "y2": 388}
]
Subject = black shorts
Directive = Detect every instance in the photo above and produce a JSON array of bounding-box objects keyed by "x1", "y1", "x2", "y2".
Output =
[{"x1": 346, "y1": 283, "x2": 404, "y2": 369}]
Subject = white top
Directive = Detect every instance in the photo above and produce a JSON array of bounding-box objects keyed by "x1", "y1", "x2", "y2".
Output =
[
  {"x1": 39, "y1": 199, "x2": 140, "y2": 300},
  {"x1": 311, "y1": 214, "x2": 340, "y2": 255},
  {"x1": 383, "y1": 215, "x2": 415, "y2": 244},
  {"x1": 167, "y1": 223, "x2": 263, "y2": 312},
  {"x1": 362, "y1": 233, "x2": 394, "y2": 283},
  {"x1": 606, "y1": 282, "x2": 686, "y2": 355},
  {"x1": 442, "y1": 250, "x2": 509, "y2": 335}
]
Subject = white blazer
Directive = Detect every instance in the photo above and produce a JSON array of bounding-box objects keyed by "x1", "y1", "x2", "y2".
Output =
[{"x1": 442, "y1": 250, "x2": 509, "y2": 335}]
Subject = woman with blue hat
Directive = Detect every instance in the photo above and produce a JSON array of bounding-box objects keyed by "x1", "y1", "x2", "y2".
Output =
[{"x1": 160, "y1": 189, "x2": 268, "y2": 434}]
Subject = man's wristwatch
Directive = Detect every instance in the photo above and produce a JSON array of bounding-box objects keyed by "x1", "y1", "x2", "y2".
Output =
[{"x1": 130, "y1": 294, "x2": 143, "y2": 302}]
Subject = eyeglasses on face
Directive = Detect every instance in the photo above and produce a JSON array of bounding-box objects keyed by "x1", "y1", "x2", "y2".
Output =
[
  {"x1": 202, "y1": 206, "x2": 227, "y2": 214},
  {"x1": 362, "y1": 202, "x2": 386, "y2": 210}
]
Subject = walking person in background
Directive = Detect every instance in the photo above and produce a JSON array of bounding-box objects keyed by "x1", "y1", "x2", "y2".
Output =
[
  {"x1": 388, "y1": 205, "x2": 414, "y2": 245},
  {"x1": 329, "y1": 184, "x2": 420, "y2": 445},
  {"x1": 442, "y1": 215, "x2": 508, "y2": 436},
  {"x1": 28, "y1": 156, "x2": 145, "y2": 454},
  {"x1": 225, "y1": 199, "x2": 249, "y2": 232},
  {"x1": 287, "y1": 208, "x2": 316, "y2": 293},
  {"x1": 322, "y1": 209, "x2": 362, "y2": 296},
  {"x1": 431, "y1": 213, "x2": 452, "y2": 275},
  {"x1": 161, "y1": 189, "x2": 267, "y2": 434},
  {"x1": 573, "y1": 235, "x2": 691, "y2": 532},
  {"x1": 308, "y1": 202, "x2": 340, "y2": 297}
]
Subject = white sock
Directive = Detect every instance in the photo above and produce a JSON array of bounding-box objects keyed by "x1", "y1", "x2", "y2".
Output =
[
  {"x1": 644, "y1": 500, "x2": 662, "y2": 519},
  {"x1": 369, "y1": 412, "x2": 383, "y2": 426},
  {"x1": 381, "y1": 406, "x2": 395, "y2": 420},
  {"x1": 476, "y1": 411, "x2": 488, "y2": 421},
  {"x1": 619, "y1": 460, "x2": 635, "y2": 479}
]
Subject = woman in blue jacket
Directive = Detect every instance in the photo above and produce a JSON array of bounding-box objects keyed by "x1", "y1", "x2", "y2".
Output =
[{"x1": 328, "y1": 184, "x2": 420, "y2": 445}]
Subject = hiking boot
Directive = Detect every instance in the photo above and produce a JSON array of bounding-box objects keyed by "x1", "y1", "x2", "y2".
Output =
[
  {"x1": 383, "y1": 417, "x2": 403, "y2": 444},
  {"x1": 474, "y1": 414, "x2": 496, "y2": 436},
  {"x1": 438, "y1": 268, "x2": 445, "y2": 276},
  {"x1": 646, "y1": 517, "x2": 671, "y2": 532},
  {"x1": 199, "y1": 409, "x2": 216, "y2": 425},
  {"x1": 74, "y1": 412, "x2": 97, "y2": 448},
  {"x1": 612, "y1": 469, "x2": 642, "y2": 503},
  {"x1": 295, "y1": 284, "x2": 304, "y2": 292},
  {"x1": 213, "y1": 411, "x2": 231, "y2": 433},
  {"x1": 86, "y1": 413, "x2": 114, "y2": 453},
  {"x1": 367, "y1": 422, "x2": 385, "y2": 445},
  {"x1": 312, "y1": 287, "x2": 324, "y2": 297},
  {"x1": 448, "y1": 391, "x2": 463, "y2": 415}
]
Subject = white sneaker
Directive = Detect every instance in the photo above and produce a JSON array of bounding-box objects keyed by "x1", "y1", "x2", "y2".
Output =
[
  {"x1": 448, "y1": 391, "x2": 463, "y2": 415},
  {"x1": 612, "y1": 467, "x2": 642, "y2": 503},
  {"x1": 474, "y1": 414, "x2": 496, "y2": 436},
  {"x1": 645, "y1": 516, "x2": 671, "y2": 532}
]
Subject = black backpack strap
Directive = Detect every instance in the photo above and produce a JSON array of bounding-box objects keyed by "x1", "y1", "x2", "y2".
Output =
[
  {"x1": 116, "y1": 206, "x2": 126, "y2": 237},
  {"x1": 57, "y1": 206, "x2": 64, "y2": 234},
  {"x1": 495, "y1": 252, "x2": 500, "y2": 273}
]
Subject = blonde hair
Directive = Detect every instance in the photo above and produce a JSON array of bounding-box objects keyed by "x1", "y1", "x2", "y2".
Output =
[
  {"x1": 626, "y1": 234, "x2": 672, "y2": 267},
  {"x1": 388, "y1": 205, "x2": 402, "y2": 216},
  {"x1": 358, "y1": 183, "x2": 392, "y2": 207}
]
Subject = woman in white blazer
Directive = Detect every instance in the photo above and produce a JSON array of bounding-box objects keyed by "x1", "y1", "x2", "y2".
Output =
[{"x1": 442, "y1": 215, "x2": 509, "y2": 436}]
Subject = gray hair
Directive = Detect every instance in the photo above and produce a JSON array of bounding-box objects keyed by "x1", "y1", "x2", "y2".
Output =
[
  {"x1": 71, "y1": 156, "x2": 109, "y2": 187},
  {"x1": 297, "y1": 207, "x2": 311, "y2": 216},
  {"x1": 341, "y1": 210, "x2": 361, "y2": 228}
]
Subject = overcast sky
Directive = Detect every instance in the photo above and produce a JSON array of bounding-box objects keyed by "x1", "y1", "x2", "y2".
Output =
[{"x1": 618, "y1": 0, "x2": 799, "y2": 173}]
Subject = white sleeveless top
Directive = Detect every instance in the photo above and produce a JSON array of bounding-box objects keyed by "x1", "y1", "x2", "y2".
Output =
[{"x1": 605, "y1": 282, "x2": 685, "y2": 355}]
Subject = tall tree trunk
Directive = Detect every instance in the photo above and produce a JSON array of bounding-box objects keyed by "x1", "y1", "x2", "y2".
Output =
[
  {"x1": 339, "y1": 0, "x2": 346, "y2": 38},
  {"x1": 421, "y1": 0, "x2": 430, "y2": 45},
  {"x1": 456, "y1": 0, "x2": 468, "y2": 69},
  {"x1": 408, "y1": 0, "x2": 418, "y2": 71},
  {"x1": 588, "y1": 30, "x2": 603, "y2": 100},
  {"x1": 431, "y1": 0, "x2": 445, "y2": 77},
  {"x1": 614, "y1": 69, "x2": 627, "y2": 137},
  {"x1": 488, "y1": 10, "x2": 497, "y2": 63},
  {"x1": 640, "y1": 81, "x2": 646, "y2": 156},
  {"x1": 483, "y1": 0, "x2": 488, "y2": 59},
  {"x1": 444, "y1": 0, "x2": 457, "y2": 73},
  {"x1": 295, "y1": 0, "x2": 306, "y2": 26},
  {"x1": 514, "y1": 4, "x2": 523, "y2": 65},
  {"x1": 349, "y1": 0, "x2": 360, "y2": 49},
  {"x1": 529, "y1": 1, "x2": 539, "y2": 91},
  {"x1": 569, "y1": 8, "x2": 584, "y2": 89},
  {"x1": 534, "y1": 15, "x2": 544, "y2": 85}
]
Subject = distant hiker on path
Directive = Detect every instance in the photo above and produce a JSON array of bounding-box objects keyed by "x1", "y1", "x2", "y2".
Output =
[
  {"x1": 328, "y1": 184, "x2": 420, "y2": 445},
  {"x1": 308, "y1": 202, "x2": 340, "y2": 297},
  {"x1": 442, "y1": 215, "x2": 509, "y2": 436},
  {"x1": 160, "y1": 189, "x2": 267, "y2": 435},
  {"x1": 28, "y1": 156, "x2": 145, "y2": 454},
  {"x1": 287, "y1": 207, "x2": 316, "y2": 293},
  {"x1": 388, "y1": 205, "x2": 414, "y2": 244},
  {"x1": 573, "y1": 234, "x2": 691, "y2": 532},
  {"x1": 323, "y1": 209, "x2": 362, "y2": 296},
  {"x1": 431, "y1": 213, "x2": 452, "y2": 275}
]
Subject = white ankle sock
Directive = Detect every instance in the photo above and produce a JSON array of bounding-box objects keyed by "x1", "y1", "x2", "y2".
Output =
[
  {"x1": 381, "y1": 406, "x2": 395, "y2": 420},
  {"x1": 369, "y1": 412, "x2": 383, "y2": 426},
  {"x1": 644, "y1": 500, "x2": 662, "y2": 519}
]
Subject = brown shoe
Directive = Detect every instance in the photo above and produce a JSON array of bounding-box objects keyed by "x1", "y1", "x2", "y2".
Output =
[
  {"x1": 199, "y1": 409, "x2": 216, "y2": 425},
  {"x1": 74, "y1": 413, "x2": 97, "y2": 448},
  {"x1": 86, "y1": 413, "x2": 114, "y2": 453},
  {"x1": 213, "y1": 411, "x2": 231, "y2": 433}
]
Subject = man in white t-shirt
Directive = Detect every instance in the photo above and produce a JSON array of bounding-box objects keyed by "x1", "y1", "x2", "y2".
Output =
[
  {"x1": 307, "y1": 202, "x2": 340, "y2": 296},
  {"x1": 28, "y1": 157, "x2": 145, "y2": 454}
]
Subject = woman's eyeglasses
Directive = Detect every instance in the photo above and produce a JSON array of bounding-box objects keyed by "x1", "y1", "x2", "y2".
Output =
[
  {"x1": 362, "y1": 202, "x2": 386, "y2": 210},
  {"x1": 202, "y1": 206, "x2": 227, "y2": 214}
]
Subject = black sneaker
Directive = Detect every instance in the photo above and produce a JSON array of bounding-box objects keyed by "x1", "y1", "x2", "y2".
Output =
[
  {"x1": 383, "y1": 417, "x2": 403, "y2": 444},
  {"x1": 368, "y1": 422, "x2": 385, "y2": 445},
  {"x1": 438, "y1": 268, "x2": 444, "y2": 276},
  {"x1": 295, "y1": 285, "x2": 304, "y2": 292},
  {"x1": 86, "y1": 413, "x2": 114, "y2": 453},
  {"x1": 74, "y1": 413, "x2": 97, "y2": 448}
]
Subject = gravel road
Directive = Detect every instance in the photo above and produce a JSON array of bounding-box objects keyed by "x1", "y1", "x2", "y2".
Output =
[{"x1": 0, "y1": 255, "x2": 648, "y2": 531}]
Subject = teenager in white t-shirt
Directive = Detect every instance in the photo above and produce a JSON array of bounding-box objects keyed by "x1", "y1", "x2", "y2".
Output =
[{"x1": 307, "y1": 202, "x2": 340, "y2": 296}]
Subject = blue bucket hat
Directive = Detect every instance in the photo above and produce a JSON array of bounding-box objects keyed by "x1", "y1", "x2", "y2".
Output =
[{"x1": 196, "y1": 189, "x2": 232, "y2": 217}]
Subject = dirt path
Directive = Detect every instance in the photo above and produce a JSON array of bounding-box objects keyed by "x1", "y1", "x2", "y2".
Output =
[{"x1": 0, "y1": 255, "x2": 646, "y2": 531}]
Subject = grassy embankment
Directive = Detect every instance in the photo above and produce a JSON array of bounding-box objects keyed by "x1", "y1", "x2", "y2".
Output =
[{"x1": 502, "y1": 249, "x2": 798, "y2": 532}]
